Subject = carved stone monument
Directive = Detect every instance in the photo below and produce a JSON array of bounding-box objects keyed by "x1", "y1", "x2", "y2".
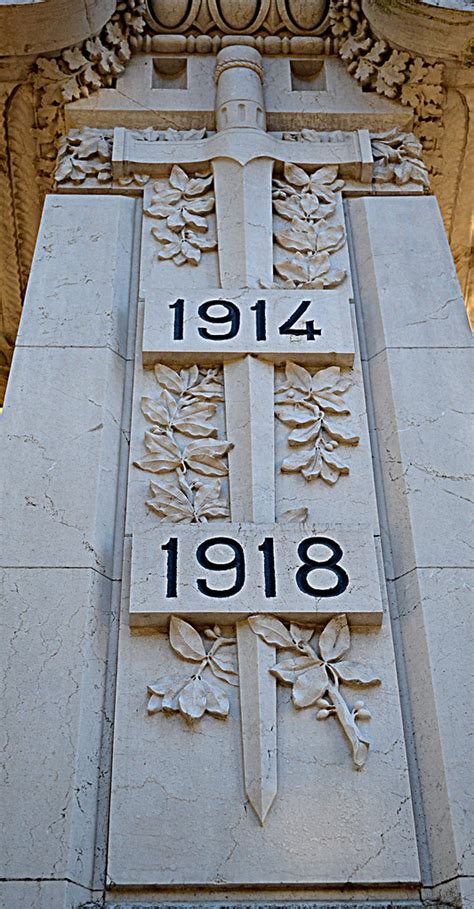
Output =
[{"x1": 0, "y1": 3, "x2": 473, "y2": 909}]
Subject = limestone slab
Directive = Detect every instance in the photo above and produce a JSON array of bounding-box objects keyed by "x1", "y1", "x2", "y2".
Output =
[
  {"x1": 108, "y1": 601, "x2": 419, "y2": 886},
  {"x1": 16, "y1": 194, "x2": 138, "y2": 358},
  {"x1": 0, "y1": 567, "x2": 117, "y2": 888},
  {"x1": 368, "y1": 346, "x2": 473, "y2": 577},
  {"x1": 346, "y1": 196, "x2": 472, "y2": 358},
  {"x1": 128, "y1": 522, "x2": 383, "y2": 627},
  {"x1": 142, "y1": 289, "x2": 355, "y2": 367},
  {"x1": 0, "y1": 880, "x2": 100, "y2": 909},
  {"x1": 394, "y1": 567, "x2": 474, "y2": 887},
  {"x1": 0, "y1": 346, "x2": 125, "y2": 576}
]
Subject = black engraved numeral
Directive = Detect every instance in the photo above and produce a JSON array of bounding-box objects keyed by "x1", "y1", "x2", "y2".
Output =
[
  {"x1": 197, "y1": 300, "x2": 240, "y2": 340},
  {"x1": 169, "y1": 298, "x2": 185, "y2": 340},
  {"x1": 162, "y1": 537, "x2": 178, "y2": 597},
  {"x1": 279, "y1": 300, "x2": 321, "y2": 341},
  {"x1": 296, "y1": 536, "x2": 349, "y2": 597},
  {"x1": 250, "y1": 299, "x2": 267, "y2": 341},
  {"x1": 196, "y1": 537, "x2": 245, "y2": 597},
  {"x1": 258, "y1": 537, "x2": 277, "y2": 598}
]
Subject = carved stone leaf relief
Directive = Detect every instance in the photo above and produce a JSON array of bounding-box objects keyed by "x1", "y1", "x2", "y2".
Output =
[
  {"x1": 54, "y1": 127, "x2": 210, "y2": 187},
  {"x1": 134, "y1": 364, "x2": 232, "y2": 522},
  {"x1": 147, "y1": 617, "x2": 238, "y2": 721},
  {"x1": 249, "y1": 614, "x2": 381, "y2": 768},
  {"x1": 145, "y1": 165, "x2": 217, "y2": 266},
  {"x1": 370, "y1": 129, "x2": 430, "y2": 188},
  {"x1": 272, "y1": 163, "x2": 346, "y2": 289},
  {"x1": 276, "y1": 362, "x2": 359, "y2": 484},
  {"x1": 329, "y1": 0, "x2": 444, "y2": 174}
]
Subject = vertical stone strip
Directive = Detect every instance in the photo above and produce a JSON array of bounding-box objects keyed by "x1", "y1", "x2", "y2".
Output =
[
  {"x1": 0, "y1": 193, "x2": 138, "y2": 908},
  {"x1": 347, "y1": 195, "x2": 473, "y2": 908}
]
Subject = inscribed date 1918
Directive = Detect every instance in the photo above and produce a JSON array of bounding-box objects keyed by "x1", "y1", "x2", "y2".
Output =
[
  {"x1": 142, "y1": 289, "x2": 354, "y2": 366},
  {"x1": 129, "y1": 523, "x2": 383, "y2": 627}
]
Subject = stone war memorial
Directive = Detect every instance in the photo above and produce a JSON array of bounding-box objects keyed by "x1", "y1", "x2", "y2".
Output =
[{"x1": 0, "y1": 1, "x2": 473, "y2": 908}]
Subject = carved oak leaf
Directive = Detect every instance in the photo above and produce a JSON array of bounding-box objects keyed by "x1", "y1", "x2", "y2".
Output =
[
  {"x1": 202, "y1": 680, "x2": 230, "y2": 717},
  {"x1": 141, "y1": 391, "x2": 218, "y2": 438},
  {"x1": 280, "y1": 506, "x2": 309, "y2": 523},
  {"x1": 209, "y1": 649, "x2": 239, "y2": 687},
  {"x1": 135, "y1": 431, "x2": 181, "y2": 473},
  {"x1": 248, "y1": 615, "x2": 293, "y2": 648},
  {"x1": 170, "y1": 617, "x2": 206, "y2": 661},
  {"x1": 153, "y1": 364, "x2": 223, "y2": 403},
  {"x1": 319, "y1": 614, "x2": 350, "y2": 661},
  {"x1": 193, "y1": 479, "x2": 230, "y2": 520},
  {"x1": 147, "y1": 475, "x2": 229, "y2": 522},
  {"x1": 179, "y1": 679, "x2": 208, "y2": 719},
  {"x1": 135, "y1": 434, "x2": 232, "y2": 477},
  {"x1": 183, "y1": 439, "x2": 233, "y2": 476}
]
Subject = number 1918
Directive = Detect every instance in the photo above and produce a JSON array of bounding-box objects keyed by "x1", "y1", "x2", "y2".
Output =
[{"x1": 161, "y1": 535, "x2": 349, "y2": 599}]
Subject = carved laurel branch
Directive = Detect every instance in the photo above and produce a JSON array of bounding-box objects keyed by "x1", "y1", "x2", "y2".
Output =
[
  {"x1": 249, "y1": 614, "x2": 381, "y2": 769},
  {"x1": 134, "y1": 364, "x2": 232, "y2": 522},
  {"x1": 144, "y1": 165, "x2": 217, "y2": 266},
  {"x1": 276, "y1": 362, "x2": 359, "y2": 484},
  {"x1": 273, "y1": 163, "x2": 347, "y2": 289},
  {"x1": 329, "y1": 0, "x2": 444, "y2": 175},
  {"x1": 147, "y1": 616, "x2": 238, "y2": 721}
]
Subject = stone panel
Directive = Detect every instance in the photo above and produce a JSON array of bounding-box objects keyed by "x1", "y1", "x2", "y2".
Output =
[
  {"x1": 0, "y1": 346, "x2": 125, "y2": 576},
  {"x1": 16, "y1": 194, "x2": 137, "y2": 358},
  {"x1": 0, "y1": 567, "x2": 118, "y2": 889}
]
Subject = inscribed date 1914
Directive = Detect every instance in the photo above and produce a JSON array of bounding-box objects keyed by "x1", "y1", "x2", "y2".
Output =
[{"x1": 142, "y1": 288, "x2": 354, "y2": 366}]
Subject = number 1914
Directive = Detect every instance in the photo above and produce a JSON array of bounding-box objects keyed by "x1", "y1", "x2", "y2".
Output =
[{"x1": 169, "y1": 298, "x2": 322, "y2": 343}]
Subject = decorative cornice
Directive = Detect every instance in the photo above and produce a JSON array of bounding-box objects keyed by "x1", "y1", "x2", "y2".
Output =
[{"x1": 144, "y1": 0, "x2": 331, "y2": 37}]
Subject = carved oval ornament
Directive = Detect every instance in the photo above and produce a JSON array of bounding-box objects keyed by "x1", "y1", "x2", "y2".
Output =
[
  {"x1": 146, "y1": 0, "x2": 201, "y2": 32},
  {"x1": 208, "y1": 0, "x2": 271, "y2": 33},
  {"x1": 276, "y1": 0, "x2": 330, "y2": 34}
]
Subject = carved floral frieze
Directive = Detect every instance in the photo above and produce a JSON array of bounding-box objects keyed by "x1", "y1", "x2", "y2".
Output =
[
  {"x1": 134, "y1": 364, "x2": 232, "y2": 522},
  {"x1": 249, "y1": 614, "x2": 380, "y2": 768},
  {"x1": 272, "y1": 163, "x2": 346, "y2": 289},
  {"x1": 147, "y1": 617, "x2": 238, "y2": 721},
  {"x1": 276, "y1": 362, "x2": 359, "y2": 484},
  {"x1": 145, "y1": 166, "x2": 217, "y2": 266}
]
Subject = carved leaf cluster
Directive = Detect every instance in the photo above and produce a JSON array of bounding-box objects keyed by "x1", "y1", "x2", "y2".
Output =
[
  {"x1": 249, "y1": 614, "x2": 380, "y2": 769},
  {"x1": 272, "y1": 163, "x2": 346, "y2": 289},
  {"x1": 370, "y1": 129, "x2": 430, "y2": 188},
  {"x1": 134, "y1": 364, "x2": 232, "y2": 522},
  {"x1": 329, "y1": 0, "x2": 444, "y2": 174},
  {"x1": 145, "y1": 165, "x2": 217, "y2": 266},
  {"x1": 147, "y1": 617, "x2": 238, "y2": 721},
  {"x1": 53, "y1": 127, "x2": 208, "y2": 187},
  {"x1": 276, "y1": 362, "x2": 359, "y2": 484},
  {"x1": 32, "y1": 1, "x2": 146, "y2": 185}
]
